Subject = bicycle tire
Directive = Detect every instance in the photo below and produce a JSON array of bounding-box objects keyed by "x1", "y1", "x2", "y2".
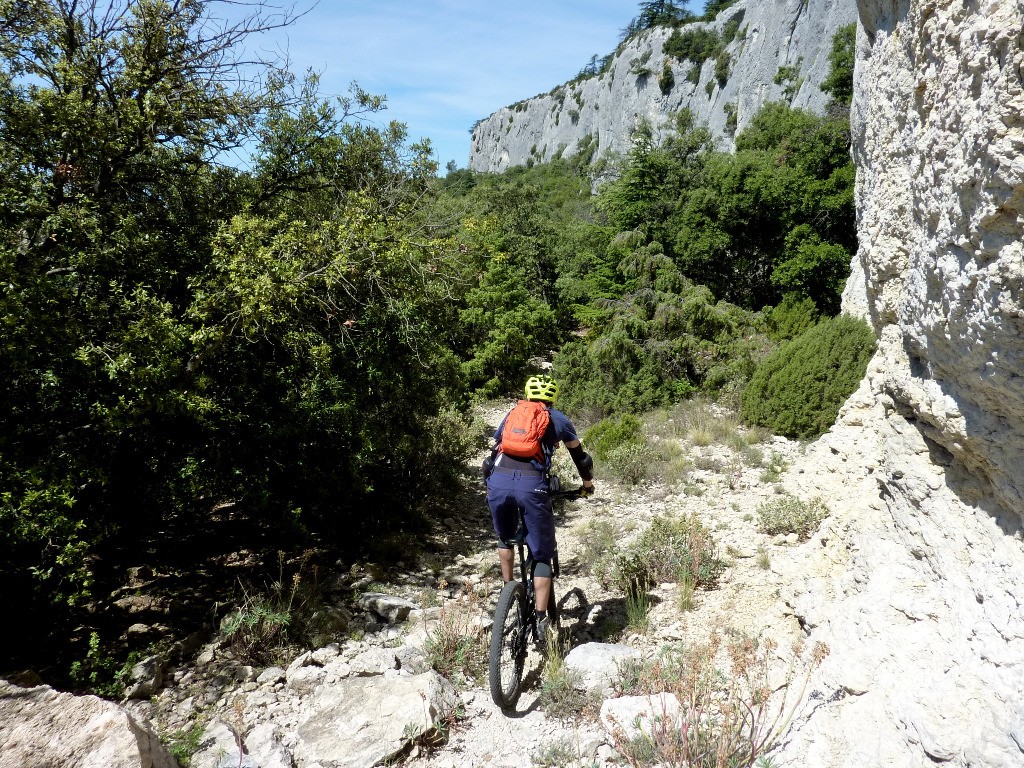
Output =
[{"x1": 489, "y1": 580, "x2": 528, "y2": 709}]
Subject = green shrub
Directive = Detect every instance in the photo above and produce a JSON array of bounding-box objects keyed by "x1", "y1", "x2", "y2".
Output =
[
  {"x1": 714, "y1": 50, "x2": 730, "y2": 87},
  {"x1": 774, "y1": 58, "x2": 804, "y2": 100},
  {"x1": 584, "y1": 414, "x2": 645, "y2": 461},
  {"x1": 722, "y1": 14, "x2": 743, "y2": 43},
  {"x1": 606, "y1": 442, "x2": 656, "y2": 485},
  {"x1": 723, "y1": 101, "x2": 737, "y2": 134},
  {"x1": 740, "y1": 315, "x2": 875, "y2": 438},
  {"x1": 820, "y1": 24, "x2": 856, "y2": 107},
  {"x1": 766, "y1": 294, "x2": 819, "y2": 341},
  {"x1": 658, "y1": 63, "x2": 675, "y2": 95},
  {"x1": 757, "y1": 493, "x2": 829, "y2": 540},
  {"x1": 163, "y1": 722, "x2": 207, "y2": 768},
  {"x1": 664, "y1": 27, "x2": 723, "y2": 67},
  {"x1": 608, "y1": 515, "x2": 724, "y2": 596}
]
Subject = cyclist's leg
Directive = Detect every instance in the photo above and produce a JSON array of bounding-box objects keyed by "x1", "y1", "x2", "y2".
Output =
[
  {"x1": 487, "y1": 473, "x2": 520, "y2": 582},
  {"x1": 497, "y1": 545, "x2": 514, "y2": 582},
  {"x1": 519, "y1": 482, "x2": 556, "y2": 613},
  {"x1": 532, "y1": 561, "x2": 553, "y2": 614}
]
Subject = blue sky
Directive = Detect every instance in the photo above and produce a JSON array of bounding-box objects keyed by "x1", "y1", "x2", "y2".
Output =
[{"x1": 246, "y1": 1, "x2": 641, "y2": 172}]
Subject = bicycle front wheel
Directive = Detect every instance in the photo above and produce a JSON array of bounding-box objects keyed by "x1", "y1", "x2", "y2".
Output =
[{"x1": 489, "y1": 580, "x2": 528, "y2": 709}]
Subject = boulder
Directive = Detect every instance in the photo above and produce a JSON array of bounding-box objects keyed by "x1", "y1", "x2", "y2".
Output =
[
  {"x1": 563, "y1": 642, "x2": 641, "y2": 694},
  {"x1": 294, "y1": 670, "x2": 457, "y2": 768},
  {"x1": 123, "y1": 653, "x2": 168, "y2": 700},
  {"x1": 0, "y1": 680, "x2": 177, "y2": 768},
  {"x1": 191, "y1": 720, "x2": 255, "y2": 768},
  {"x1": 357, "y1": 592, "x2": 420, "y2": 624}
]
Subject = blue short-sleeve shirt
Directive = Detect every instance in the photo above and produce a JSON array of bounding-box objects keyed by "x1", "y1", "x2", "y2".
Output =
[{"x1": 494, "y1": 403, "x2": 580, "y2": 471}]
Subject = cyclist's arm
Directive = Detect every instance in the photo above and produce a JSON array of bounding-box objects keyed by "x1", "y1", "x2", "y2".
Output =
[{"x1": 564, "y1": 438, "x2": 594, "y2": 489}]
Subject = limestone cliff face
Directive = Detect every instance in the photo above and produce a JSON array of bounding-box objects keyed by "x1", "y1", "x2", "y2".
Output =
[
  {"x1": 779, "y1": 1, "x2": 1024, "y2": 765},
  {"x1": 468, "y1": 0, "x2": 857, "y2": 172}
]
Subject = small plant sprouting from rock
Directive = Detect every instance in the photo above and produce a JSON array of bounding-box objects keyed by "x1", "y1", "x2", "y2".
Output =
[
  {"x1": 219, "y1": 550, "x2": 327, "y2": 665},
  {"x1": 538, "y1": 630, "x2": 601, "y2": 719},
  {"x1": 774, "y1": 57, "x2": 804, "y2": 101},
  {"x1": 760, "y1": 451, "x2": 789, "y2": 483},
  {"x1": 626, "y1": 589, "x2": 653, "y2": 633},
  {"x1": 162, "y1": 721, "x2": 207, "y2": 767},
  {"x1": 757, "y1": 493, "x2": 829, "y2": 541},
  {"x1": 724, "y1": 101, "x2": 738, "y2": 134},
  {"x1": 423, "y1": 584, "x2": 487, "y2": 687}
]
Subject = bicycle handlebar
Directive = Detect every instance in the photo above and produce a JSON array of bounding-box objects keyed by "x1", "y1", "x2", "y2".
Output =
[
  {"x1": 548, "y1": 474, "x2": 592, "y2": 500},
  {"x1": 552, "y1": 486, "x2": 587, "y2": 500}
]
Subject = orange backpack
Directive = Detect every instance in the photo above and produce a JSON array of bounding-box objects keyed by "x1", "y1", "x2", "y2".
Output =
[{"x1": 500, "y1": 400, "x2": 550, "y2": 463}]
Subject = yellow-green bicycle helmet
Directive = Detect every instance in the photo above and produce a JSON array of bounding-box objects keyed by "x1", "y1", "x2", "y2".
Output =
[{"x1": 524, "y1": 374, "x2": 558, "y2": 403}]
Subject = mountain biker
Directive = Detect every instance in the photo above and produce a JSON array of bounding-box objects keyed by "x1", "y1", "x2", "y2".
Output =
[{"x1": 482, "y1": 374, "x2": 595, "y2": 646}]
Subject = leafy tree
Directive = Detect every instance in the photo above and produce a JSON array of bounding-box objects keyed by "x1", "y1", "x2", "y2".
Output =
[
  {"x1": 0, "y1": 0, "x2": 472, "y2": 680},
  {"x1": 0, "y1": 0, "x2": 289, "y2": 618},
  {"x1": 553, "y1": 238, "x2": 767, "y2": 415},
  {"x1": 671, "y1": 103, "x2": 855, "y2": 312},
  {"x1": 599, "y1": 110, "x2": 712, "y2": 237},
  {"x1": 554, "y1": 98, "x2": 856, "y2": 415},
  {"x1": 820, "y1": 24, "x2": 857, "y2": 108},
  {"x1": 433, "y1": 156, "x2": 617, "y2": 397},
  {"x1": 454, "y1": 214, "x2": 559, "y2": 397},
  {"x1": 621, "y1": 0, "x2": 695, "y2": 41},
  {"x1": 636, "y1": 0, "x2": 694, "y2": 28}
]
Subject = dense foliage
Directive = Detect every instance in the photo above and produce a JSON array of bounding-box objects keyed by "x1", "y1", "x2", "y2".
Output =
[
  {"x1": 740, "y1": 315, "x2": 876, "y2": 438},
  {"x1": 0, "y1": 0, "x2": 472, "y2": 676}
]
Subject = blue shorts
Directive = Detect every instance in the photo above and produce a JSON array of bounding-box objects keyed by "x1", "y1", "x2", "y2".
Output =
[{"x1": 486, "y1": 470, "x2": 556, "y2": 562}]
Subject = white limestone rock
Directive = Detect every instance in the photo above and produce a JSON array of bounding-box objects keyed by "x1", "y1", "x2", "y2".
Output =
[
  {"x1": 0, "y1": 680, "x2": 177, "y2": 768},
  {"x1": 563, "y1": 643, "x2": 641, "y2": 695},
  {"x1": 293, "y1": 671, "x2": 457, "y2": 768}
]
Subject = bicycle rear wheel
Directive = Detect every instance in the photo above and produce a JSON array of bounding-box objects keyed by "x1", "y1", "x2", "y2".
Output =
[{"x1": 489, "y1": 580, "x2": 528, "y2": 709}]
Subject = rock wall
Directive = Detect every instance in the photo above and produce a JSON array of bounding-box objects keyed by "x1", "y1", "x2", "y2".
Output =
[
  {"x1": 780, "y1": 1, "x2": 1024, "y2": 765},
  {"x1": 469, "y1": 0, "x2": 857, "y2": 172}
]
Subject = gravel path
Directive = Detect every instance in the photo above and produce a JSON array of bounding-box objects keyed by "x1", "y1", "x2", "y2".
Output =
[
  {"x1": 406, "y1": 400, "x2": 815, "y2": 768},
  {"x1": 138, "y1": 400, "x2": 824, "y2": 768}
]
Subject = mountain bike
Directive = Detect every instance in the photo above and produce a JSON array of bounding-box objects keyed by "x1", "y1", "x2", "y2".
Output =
[{"x1": 488, "y1": 477, "x2": 586, "y2": 709}]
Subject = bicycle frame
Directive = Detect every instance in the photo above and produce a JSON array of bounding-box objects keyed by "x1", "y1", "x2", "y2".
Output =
[{"x1": 488, "y1": 478, "x2": 583, "y2": 709}]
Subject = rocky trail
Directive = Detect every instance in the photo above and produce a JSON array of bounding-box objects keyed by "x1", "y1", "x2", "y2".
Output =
[{"x1": 7, "y1": 401, "x2": 835, "y2": 768}]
